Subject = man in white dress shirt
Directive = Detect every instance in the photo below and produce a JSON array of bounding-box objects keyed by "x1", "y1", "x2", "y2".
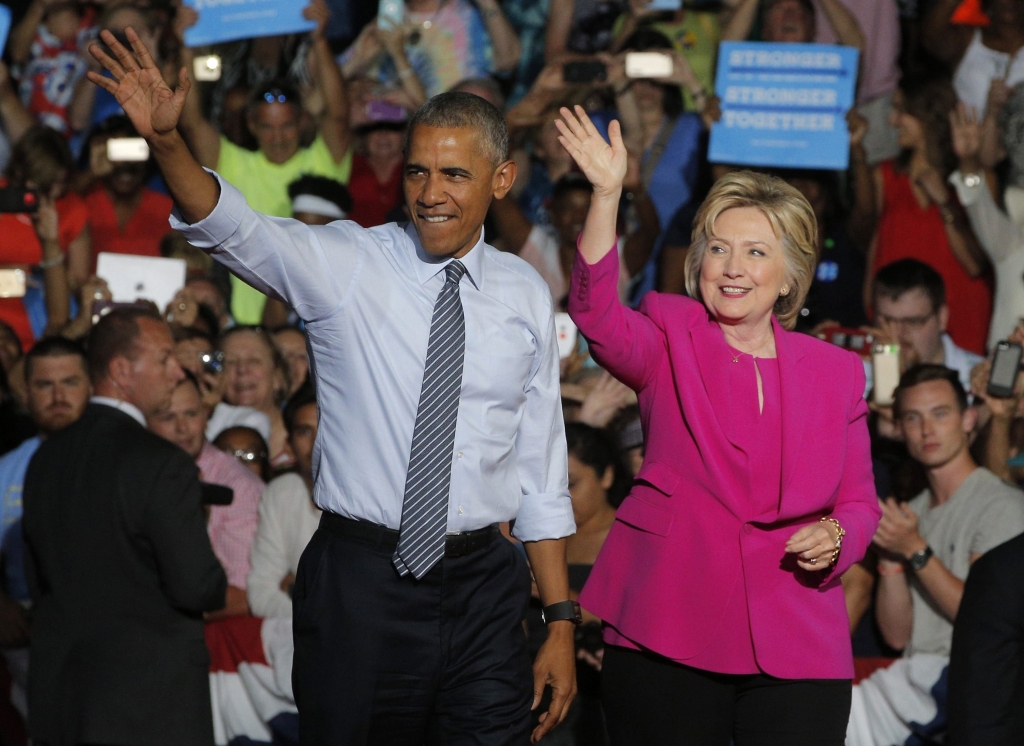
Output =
[{"x1": 86, "y1": 28, "x2": 578, "y2": 746}]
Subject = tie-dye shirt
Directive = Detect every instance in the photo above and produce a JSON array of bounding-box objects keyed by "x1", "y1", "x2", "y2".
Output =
[{"x1": 343, "y1": 0, "x2": 494, "y2": 98}]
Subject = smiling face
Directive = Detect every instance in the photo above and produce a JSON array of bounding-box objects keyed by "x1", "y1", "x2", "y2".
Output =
[
  {"x1": 249, "y1": 102, "x2": 303, "y2": 165},
  {"x1": 898, "y1": 379, "x2": 975, "y2": 469},
  {"x1": 221, "y1": 331, "x2": 282, "y2": 411},
  {"x1": 698, "y1": 207, "x2": 789, "y2": 329},
  {"x1": 403, "y1": 124, "x2": 514, "y2": 258}
]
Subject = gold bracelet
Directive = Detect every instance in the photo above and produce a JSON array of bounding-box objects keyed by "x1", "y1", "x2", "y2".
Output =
[{"x1": 819, "y1": 516, "x2": 845, "y2": 567}]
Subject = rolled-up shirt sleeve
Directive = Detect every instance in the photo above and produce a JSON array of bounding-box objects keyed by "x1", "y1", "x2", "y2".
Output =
[
  {"x1": 169, "y1": 169, "x2": 362, "y2": 322},
  {"x1": 512, "y1": 306, "x2": 575, "y2": 543}
]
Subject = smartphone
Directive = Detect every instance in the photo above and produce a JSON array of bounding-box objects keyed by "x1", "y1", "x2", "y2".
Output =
[
  {"x1": 647, "y1": 0, "x2": 683, "y2": 8},
  {"x1": 554, "y1": 312, "x2": 578, "y2": 360},
  {"x1": 625, "y1": 51, "x2": 673, "y2": 79},
  {"x1": 872, "y1": 343, "x2": 901, "y2": 406},
  {"x1": 563, "y1": 60, "x2": 607, "y2": 84},
  {"x1": 107, "y1": 138, "x2": 150, "y2": 162},
  {"x1": 0, "y1": 187, "x2": 38, "y2": 213},
  {"x1": 201, "y1": 350, "x2": 225, "y2": 375},
  {"x1": 987, "y1": 341, "x2": 1023, "y2": 398},
  {"x1": 193, "y1": 54, "x2": 222, "y2": 82},
  {"x1": 0, "y1": 269, "x2": 27, "y2": 299},
  {"x1": 378, "y1": 0, "x2": 404, "y2": 29}
]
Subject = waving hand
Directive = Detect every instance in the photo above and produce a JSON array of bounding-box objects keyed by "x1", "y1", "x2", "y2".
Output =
[
  {"x1": 87, "y1": 27, "x2": 190, "y2": 139},
  {"x1": 555, "y1": 105, "x2": 627, "y2": 198}
]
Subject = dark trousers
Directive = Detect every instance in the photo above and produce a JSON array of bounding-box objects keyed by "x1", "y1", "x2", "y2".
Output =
[
  {"x1": 601, "y1": 645, "x2": 851, "y2": 746},
  {"x1": 292, "y1": 516, "x2": 534, "y2": 746}
]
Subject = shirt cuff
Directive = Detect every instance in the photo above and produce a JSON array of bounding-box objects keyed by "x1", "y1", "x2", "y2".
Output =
[
  {"x1": 948, "y1": 170, "x2": 985, "y2": 208},
  {"x1": 511, "y1": 490, "x2": 576, "y2": 543},
  {"x1": 168, "y1": 169, "x2": 246, "y2": 249}
]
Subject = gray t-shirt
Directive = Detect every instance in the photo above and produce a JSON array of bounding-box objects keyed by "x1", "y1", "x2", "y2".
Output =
[{"x1": 906, "y1": 468, "x2": 1024, "y2": 656}]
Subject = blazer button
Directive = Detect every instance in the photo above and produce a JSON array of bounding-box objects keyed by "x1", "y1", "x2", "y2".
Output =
[{"x1": 743, "y1": 524, "x2": 753, "y2": 535}]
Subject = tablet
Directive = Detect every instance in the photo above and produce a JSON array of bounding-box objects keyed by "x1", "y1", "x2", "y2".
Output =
[{"x1": 96, "y1": 253, "x2": 187, "y2": 314}]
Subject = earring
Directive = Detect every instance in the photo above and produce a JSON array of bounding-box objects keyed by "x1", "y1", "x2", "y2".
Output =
[{"x1": 780, "y1": 286, "x2": 789, "y2": 296}]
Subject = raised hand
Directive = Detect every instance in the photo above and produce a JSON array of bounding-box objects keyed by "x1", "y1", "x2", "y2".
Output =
[
  {"x1": 949, "y1": 102, "x2": 982, "y2": 171},
  {"x1": 87, "y1": 27, "x2": 190, "y2": 140},
  {"x1": 554, "y1": 105, "x2": 627, "y2": 198}
]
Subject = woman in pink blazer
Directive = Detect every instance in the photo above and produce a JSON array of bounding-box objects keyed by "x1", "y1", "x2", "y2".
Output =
[{"x1": 555, "y1": 107, "x2": 881, "y2": 745}]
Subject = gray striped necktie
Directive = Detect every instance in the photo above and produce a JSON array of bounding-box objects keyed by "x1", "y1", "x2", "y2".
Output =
[{"x1": 393, "y1": 260, "x2": 467, "y2": 579}]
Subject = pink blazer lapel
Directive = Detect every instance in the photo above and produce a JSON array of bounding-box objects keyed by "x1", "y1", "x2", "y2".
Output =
[
  {"x1": 688, "y1": 309, "x2": 743, "y2": 452},
  {"x1": 773, "y1": 316, "x2": 808, "y2": 496}
]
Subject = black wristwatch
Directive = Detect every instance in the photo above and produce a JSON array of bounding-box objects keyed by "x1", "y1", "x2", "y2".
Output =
[
  {"x1": 541, "y1": 600, "x2": 583, "y2": 626},
  {"x1": 908, "y1": 545, "x2": 934, "y2": 572}
]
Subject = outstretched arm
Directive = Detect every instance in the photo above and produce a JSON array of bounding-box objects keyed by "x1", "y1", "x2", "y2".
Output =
[
  {"x1": 87, "y1": 27, "x2": 219, "y2": 223},
  {"x1": 173, "y1": 7, "x2": 222, "y2": 169},
  {"x1": 306, "y1": 0, "x2": 351, "y2": 164}
]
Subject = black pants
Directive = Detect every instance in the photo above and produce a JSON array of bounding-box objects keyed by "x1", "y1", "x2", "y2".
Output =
[
  {"x1": 601, "y1": 645, "x2": 851, "y2": 746},
  {"x1": 292, "y1": 516, "x2": 533, "y2": 746}
]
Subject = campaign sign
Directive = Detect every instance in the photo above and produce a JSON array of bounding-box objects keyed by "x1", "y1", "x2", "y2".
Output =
[
  {"x1": 183, "y1": 0, "x2": 315, "y2": 47},
  {"x1": 709, "y1": 42, "x2": 859, "y2": 170},
  {"x1": 0, "y1": 5, "x2": 11, "y2": 58}
]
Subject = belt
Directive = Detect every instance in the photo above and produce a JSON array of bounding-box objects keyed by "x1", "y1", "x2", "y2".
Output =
[{"x1": 320, "y1": 513, "x2": 499, "y2": 559}]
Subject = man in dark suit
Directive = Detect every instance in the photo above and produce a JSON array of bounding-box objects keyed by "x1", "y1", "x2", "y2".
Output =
[
  {"x1": 23, "y1": 308, "x2": 227, "y2": 746},
  {"x1": 948, "y1": 533, "x2": 1024, "y2": 746}
]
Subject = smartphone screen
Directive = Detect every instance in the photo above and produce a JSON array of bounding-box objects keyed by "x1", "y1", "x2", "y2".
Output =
[
  {"x1": 554, "y1": 313, "x2": 578, "y2": 359},
  {"x1": 0, "y1": 269, "x2": 27, "y2": 299},
  {"x1": 625, "y1": 52, "x2": 673, "y2": 79},
  {"x1": 378, "y1": 0, "x2": 404, "y2": 29},
  {"x1": 193, "y1": 54, "x2": 222, "y2": 82},
  {"x1": 107, "y1": 138, "x2": 150, "y2": 162},
  {"x1": 872, "y1": 344, "x2": 901, "y2": 406},
  {"x1": 988, "y1": 341, "x2": 1023, "y2": 398}
]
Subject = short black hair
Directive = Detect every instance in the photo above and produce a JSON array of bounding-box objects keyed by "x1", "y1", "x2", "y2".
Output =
[
  {"x1": 287, "y1": 174, "x2": 353, "y2": 214},
  {"x1": 87, "y1": 307, "x2": 165, "y2": 384},
  {"x1": 405, "y1": 91, "x2": 509, "y2": 166},
  {"x1": 552, "y1": 173, "x2": 594, "y2": 204},
  {"x1": 565, "y1": 422, "x2": 633, "y2": 508},
  {"x1": 284, "y1": 381, "x2": 317, "y2": 436},
  {"x1": 873, "y1": 259, "x2": 946, "y2": 312},
  {"x1": 24, "y1": 336, "x2": 87, "y2": 381},
  {"x1": 893, "y1": 364, "x2": 968, "y2": 419}
]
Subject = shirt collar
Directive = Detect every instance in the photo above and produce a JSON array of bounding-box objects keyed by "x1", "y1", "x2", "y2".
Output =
[
  {"x1": 404, "y1": 222, "x2": 486, "y2": 290},
  {"x1": 90, "y1": 396, "x2": 147, "y2": 427}
]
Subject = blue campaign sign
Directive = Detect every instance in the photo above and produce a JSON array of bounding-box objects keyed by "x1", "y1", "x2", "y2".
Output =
[
  {"x1": 708, "y1": 42, "x2": 860, "y2": 170},
  {"x1": 184, "y1": 0, "x2": 315, "y2": 47},
  {"x1": 0, "y1": 5, "x2": 11, "y2": 59}
]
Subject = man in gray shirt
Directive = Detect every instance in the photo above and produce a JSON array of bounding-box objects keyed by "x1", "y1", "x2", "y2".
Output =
[{"x1": 847, "y1": 364, "x2": 1024, "y2": 746}]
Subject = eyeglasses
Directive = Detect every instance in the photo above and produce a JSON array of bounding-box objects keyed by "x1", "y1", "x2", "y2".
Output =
[
  {"x1": 232, "y1": 449, "x2": 267, "y2": 463},
  {"x1": 876, "y1": 312, "x2": 936, "y2": 329}
]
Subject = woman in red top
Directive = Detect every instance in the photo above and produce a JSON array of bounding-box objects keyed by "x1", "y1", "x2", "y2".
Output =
[
  {"x1": 0, "y1": 126, "x2": 88, "y2": 351},
  {"x1": 867, "y1": 76, "x2": 993, "y2": 354},
  {"x1": 80, "y1": 116, "x2": 172, "y2": 266},
  {"x1": 346, "y1": 117, "x2": 404, "y2": 228}
]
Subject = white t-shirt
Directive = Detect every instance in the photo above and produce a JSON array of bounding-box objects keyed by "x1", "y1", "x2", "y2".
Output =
[
  {"x1": 954, "y1": 30, "x2": 1024, "y2": 117},
  {"x1": 905, "y1": 468, "x2": 1024, "y2": 657}
]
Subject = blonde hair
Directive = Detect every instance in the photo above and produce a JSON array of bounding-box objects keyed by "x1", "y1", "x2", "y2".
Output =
[{"x1": 683, "y1": 171, "x2": 818, "y2": 330}]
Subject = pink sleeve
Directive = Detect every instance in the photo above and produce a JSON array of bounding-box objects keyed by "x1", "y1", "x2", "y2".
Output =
[
  {"x1": 567, "y1": 240, "x2": 666, "y2": 391},
  {"x1": 208, "y1": 477, "x2": 263, "y2": 590},
  {"x1": 823, "y1": 352, "x2": 882, "y2": 580}
]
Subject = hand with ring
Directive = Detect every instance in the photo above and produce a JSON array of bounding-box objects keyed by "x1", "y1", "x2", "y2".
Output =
[{"x1": 785, "y1": 519, "x2": 841, "y2": 572}]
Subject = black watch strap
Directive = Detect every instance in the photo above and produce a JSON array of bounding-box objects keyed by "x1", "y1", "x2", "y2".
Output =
[
  {"x1": 908, "y1": 545, "x2": 934, "y2": 571},
  {"x1": 541, "y1": 600, "x2": 583, "y2": 626}
]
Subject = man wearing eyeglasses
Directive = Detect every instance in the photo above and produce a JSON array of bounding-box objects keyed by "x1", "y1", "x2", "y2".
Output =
[
  {"x1": 869, "y1": 258, "x2": 983, "y2": 396},
  {"x1": 86, "y1": 26, "x2": 577, "y2": 746}
]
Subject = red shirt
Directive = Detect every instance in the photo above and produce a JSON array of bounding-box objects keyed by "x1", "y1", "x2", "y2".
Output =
[
  {"x1": 0, "y1": 184, "x2": 88, "y2": 351},
  {"x1": 872, "y1": 161, "x2": 993, "y2": 354},
  {"x1": 347, "y1": 155, "x2": 402, "y2": 229},
  {"x1": 84, "y1": 185, "x2": 173, "y2": 268}
]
